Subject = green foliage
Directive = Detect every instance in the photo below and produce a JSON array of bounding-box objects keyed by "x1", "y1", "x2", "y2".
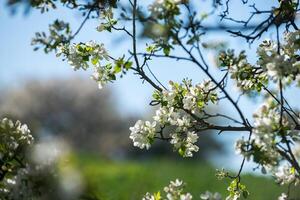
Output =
[
  {"x1": 97, "y1": 8, "x2": 118, "y2": 33},
  {"x1": 32, "y1": 19, "x2": 72, "y2": 53},
  {"x1": 74, "y1": 155, "x2": 300, "y2": 200},
  {"x1": 227, "y1": 179, "x2": 249, "y2": 199},
  {"x1": 218, "y1": 50, "x2": 268, "y2": 92},
  {"x1": 0, "y1": 118, "x2": 33, "y2": 176},
  {"x1": 151, "y1": 79, "x2": 217, "y2": 111},
  {"x1": 114, "y1": 57, "x2": 133, "y2": 73},
  {"x1": 7, "y1": 0, "x2": 77, "y2": 13}
]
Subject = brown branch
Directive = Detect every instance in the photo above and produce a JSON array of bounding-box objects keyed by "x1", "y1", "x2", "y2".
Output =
[
  {"x1": 130, "y1": 0, "x2": 162, "y2": 92},
  {"x1": 174, "y1": 33, "x2": 248, "y2": 126}
]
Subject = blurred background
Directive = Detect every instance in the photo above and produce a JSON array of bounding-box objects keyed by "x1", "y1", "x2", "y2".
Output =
[{"x1": 1, "y1": 0, "x2": 300, "y2": 199}]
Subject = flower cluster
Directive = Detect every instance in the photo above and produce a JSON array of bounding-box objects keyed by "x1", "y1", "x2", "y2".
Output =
[
  {"x1": 278, "y1": 193, "x2": 288, "y2": 200},
  {"x1": 284, "y1": 30, "x2": 300, "y2": 56},
  {"x1": 58, "y1": 41, "x2": 113, "y2": 89},
  {"x1": 163, "y1": 179, "x2": 192, "y2": 200},
  {"x1": 0, "y1": 177, "x2": 16, "y2": 195},
  {"x1": 257, "y1": 37, "x2": 300, "y2": 83},
  {"x1": 0, "y1": 159, "x2": 82, "y2": 200},
  {"x1": 32, "y1": 19, "x2": 72, "y2": 53},
  {"x1": 58, "y1": 41, "x2": 132, "y2": 89},
  {"x1": 226, "y1": 179, "x2": 249, "y2": 200},
  {"x1": 0, "y1": 118, "x2": 33, "y2": 158},
  {"x1": 235, "y1": 101, "x2": 281, "y2": 169},
  {"x1": 171, "y1": 130, "x2": 199, "y2": 157},
  {"x1": 90, "y1": 63, "x2": 117, "y2": 89},
  {"x1": 219, "y1": 31, "x2": 300, "y2": 92},
  {"x1": 155, "y1": 80, "x2": 218, "y2": 114},
  {"x1": 252, "y1": 99, "x2": 298, "y2": 141},
  {"x1": 148, "y1": 0, "x2": 187, "y2": 19},
  {"x1": 129, "y1": 120, "x2": 157, "y2": 150},
  {"x1": 274, "y1": 165, "x2": 299, "y2": 186},
  {"x1": 0, "y1": 138, "x2": 84, "y2": 200},
  {"x1": 30, "y1": 0, "x2": 56, "y2": 12},
  {"x1": 253, "y1": 99, "x2": 298, "y2": 165},
  {"x1": 0, "y1": 118, "x2": 34, "y2": 197},
  {"x1": 147, "y1": 0, "x2": 188, "y2": 49},
  {"x1": 143, "y1": 179, "x2": 223, "y2": 200},
  {"x1": 215, "y1": 168, "x2": 229, "y2": 180},
  {"x1": 235, "y1": 98, "x2": 300, "y2": 186},
  {"x1": 130, "y1": 79, "x2": 217, "y2": 157},
  {"x1": 143, "y1": 179, "x2": 192, "y2": 200},
  {"x1": 218, "y1": 50, "x2": 268, "y2": 92},
  {"x1": 57, "y1": 41, "x2": 109, "y2": 71},
  {"x1": 200, "y1": 191, "x2": 222, "y2": 200},
  {"x1": 0, "y1": 166, "x2": 45, "y2": 199},
  {"x1": 97, "y1": 8, "x2": 117, "y2": 33}
]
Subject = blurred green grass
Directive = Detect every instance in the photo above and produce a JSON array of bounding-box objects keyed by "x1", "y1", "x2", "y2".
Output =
[{"x1": 73, "y1": 155, "x2": 299, "y2": 200}]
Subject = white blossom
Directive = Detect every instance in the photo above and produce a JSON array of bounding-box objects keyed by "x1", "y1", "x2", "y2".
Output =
[
  {"x1": 170, "y1": 131, "x2": 199, "y2": 157},
  {"x1": 90, "y1": 64, "x2": 115, "y2": 89},
  {"x1": 148, "y1": 0, "x2": 187, "y2": 17},
  {"x1": 153, "y1": 107, "x2": 180, "y2": 125},
  {"x1": 0, "y1": 118, "x2": 34, "y2": 157},
  {"x1": 143, "y1": 179, "x2": 194, "y2": 200},
  {"x1": 278, "y1": 193, "x2": 288, "y2": 200},
  {"x1": 180, "y1": 193, "x2": 193, "y2": 200},
  {"x1": 184, "y1": 131, "x2": 199, "y2": 157},
  {"x1": 274, "y1": 165, "x2": 299, "y2": 186},
  {"x1": 183, "y1": 94, "x2": 196, "y2": 111},
  {"x1": 57, "y1": 41, "x2": 116, "y2": 89},
  {"x1": 200, "y1": 191, "x2": 222, "y2": 200},
  {"x1": 284, "y1": 30, "x2": 300, "y2": 56},
  {"x1": 129, "y1": 120, "x2": 157, "y2": 149},
  {"x1": 132, "y1": 80, "x2": 216, "y2": 156},
  {"x1": 164, "y1": 179, "x2": 192, "y2": 200},
  {"x1": 256, "y1": 33, "x2": 300, "y2": 83},
  {"x1": 59, "y1": 41, "x2": 109, "y2": 71},
  {"x1": 225, "y1": 194, "x2": 239, "y2": 200},
  {"x1": 143, "y1": 193, "x2": 155, "y2": 200}
]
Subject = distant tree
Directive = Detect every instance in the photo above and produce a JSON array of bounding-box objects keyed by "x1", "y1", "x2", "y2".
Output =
[
  {"x1": 0, "y1": 78, "x2": 131, "y2": 156},
  {"x1": 0, "y1": 78, "x2": 222, "y2": 160}
]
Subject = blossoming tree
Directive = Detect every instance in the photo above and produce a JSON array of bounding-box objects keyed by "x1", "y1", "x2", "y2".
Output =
[{"x1": 2, "y1": 0, "x2": 300, "y2": 199}]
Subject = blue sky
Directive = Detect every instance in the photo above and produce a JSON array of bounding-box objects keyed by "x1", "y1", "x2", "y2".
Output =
[
  {"x1": 0, "y1": 0, "x2": 262, "y2": 115},
  {"x1": 1, "y1": 0, "x2": 297, "y2": 171}
]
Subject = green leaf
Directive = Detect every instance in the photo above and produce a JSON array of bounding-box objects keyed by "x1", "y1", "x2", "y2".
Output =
[
  {"x1": 243, "y1": 190, "x2": 249, "y2": 198},
  {"x1": 146, "y1": 45, "x2": 157, "y2": 53},
  {"x1": 111, "y1": 19, "x2": 118, "y2": 25},
  {"x1": 91, "y1": 58, "x2": 99, "y2": 65},
  {"x1": 152, "y1": 91, "x2": 161, "y2": 100},
  {"x1": 178, "y1": 148, "x2": 184, "y2": 156},
  {"x1": 114, "y1": 65, "x2": 122, "y2": 73},
  {"x1": 197, "y1": 101, "x2": 204, "y2": 108},
  {"x1": 82, "y1": 55, "x2": 90, "y2": 62},
  {"x1": 178, "y1": 146, "x2": 186, "y2": 157},
  {"x1": 163, "y1": 46, "x2": 171, "y2": 56},
  {"x1": 110, "y1": 74, "x2": 116, "y2": 80},
  {"x1": 154, "y1": 192, "x2": 161, "y2": 200},
  {"x1": 106, "y1": 26, "x2": 112, "y2": 32},
  {"x1": 124, "y1": 61, "x2": 133, "y2": 70}
]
